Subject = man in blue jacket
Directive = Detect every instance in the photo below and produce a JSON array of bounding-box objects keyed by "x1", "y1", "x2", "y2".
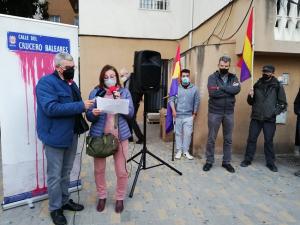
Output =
[
  {"x1": 36, "y1": 52, "x2": 93, "y2": 225},
  {"x1": 203, "y1": 56, "x2": 241, "y2": 173}
]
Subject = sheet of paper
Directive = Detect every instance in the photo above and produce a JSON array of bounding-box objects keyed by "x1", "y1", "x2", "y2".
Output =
[{"x1": 96, "y1": 97, "x2": 129, "y2": 115}]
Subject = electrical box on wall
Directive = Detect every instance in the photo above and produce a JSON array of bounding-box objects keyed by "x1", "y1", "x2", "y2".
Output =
[
  {"x1": 276, "y1": 111, "x2": 287, "y2": 124},
  {"x1": 276, "y1": 72, "x2": 289, "y2": 124},
  {"x1": 278, "y1": 73, "x2": 289, "y2": 85}
]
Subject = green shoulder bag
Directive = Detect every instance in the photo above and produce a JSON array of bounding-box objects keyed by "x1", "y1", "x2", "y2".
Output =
[{"x1": 86, "y1": 134, "x2": 119, "y2": 158}]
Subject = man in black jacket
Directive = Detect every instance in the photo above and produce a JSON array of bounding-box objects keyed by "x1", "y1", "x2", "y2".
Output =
[
  {"x1": 203, "y1": 56, "x2": 241, "y2": 173},
  {"x1": 240, "y1": 65, "x2": 287, "y2": 172},
  {"x1": 294, "y1": 88, "x2": 300, "y2": 176},
  {"x1": 120, "y1": 68, "x2": 144, "y2": 144}
]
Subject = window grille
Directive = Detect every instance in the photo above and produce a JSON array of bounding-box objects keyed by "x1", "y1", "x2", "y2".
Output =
[
  {"x1": 49, "y1": 15, "x2": 60, "y2": 23},
  {"x1": 274, "y1": 0, "x2": 300, "y2": 41},
  {"x1": 139, "y1": 0, "x2": 169, "y2": 11},
  {"x1": 74, "y1": 16, "x2": 79, "y2": 26}
]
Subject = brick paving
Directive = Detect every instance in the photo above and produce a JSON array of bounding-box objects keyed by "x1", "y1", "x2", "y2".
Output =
[{"x1": 1, "y1": 124, "x2": 300, "y2": 225}]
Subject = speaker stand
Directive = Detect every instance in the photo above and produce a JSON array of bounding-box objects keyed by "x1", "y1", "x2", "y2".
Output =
[{"x1": 127, "y1": 94, "x2": 182, "y2": 198}]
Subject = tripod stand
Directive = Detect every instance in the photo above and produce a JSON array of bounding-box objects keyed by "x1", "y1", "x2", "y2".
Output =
[{"x1": 127, "y1": 93, "x2": 182, "y2": 198}]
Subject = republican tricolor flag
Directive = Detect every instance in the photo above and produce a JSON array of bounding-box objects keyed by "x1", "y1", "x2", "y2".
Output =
[
  {"x1": 239, "y1": 7, "x2": 254, "y2": 82},
  {"x1": 165, "y1": 45, "x2": 181, "y2": 133}
]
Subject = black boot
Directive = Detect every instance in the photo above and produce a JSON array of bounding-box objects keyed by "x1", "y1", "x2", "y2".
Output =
[
  {"x1": 240, "y1": 160, "x2": 251, "y2": 167},
  {"x1": 62, "y1": 199, "x2": 84, "y2": 211},
  {"x1": 266, "y1": 163, "x2": 278, "y2": 172},
  {"x1": 222, "y1": 163, "x2": 235, "y2": 173},
  {"x1": 50, "y1": 209, "x2": 67, "y2": 225},
  {"x1": 203, "y1": 163, "x2": 212, "y2": 172}
]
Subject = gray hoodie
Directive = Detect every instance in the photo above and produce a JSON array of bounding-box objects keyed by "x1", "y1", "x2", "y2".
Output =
[{"x1": 169, "y1": 83, "x2": 200, "y2": 118}]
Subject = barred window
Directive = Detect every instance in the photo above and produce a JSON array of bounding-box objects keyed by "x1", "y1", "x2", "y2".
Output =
[
  {"x1": 140, "y1": 0, "x2": 169, "y2": 11},
  {"x1": 74, "y1": 15, "x2": 79, "y2": 26},
  {"x1": 49, "y1": 15, "x2": 60, "y2": 23},
  {"x1": 274, "y1": 0, "x2": 300, "y2": 41}
]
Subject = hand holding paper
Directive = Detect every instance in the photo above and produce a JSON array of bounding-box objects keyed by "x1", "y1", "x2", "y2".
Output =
[{"x1": 96, "y1": 97, "x2": 129, "y2": 115}]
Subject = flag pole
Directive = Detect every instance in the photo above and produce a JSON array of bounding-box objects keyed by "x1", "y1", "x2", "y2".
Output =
[{"x1": 251, "y1": 5, "x2": 255, "y2": 87}]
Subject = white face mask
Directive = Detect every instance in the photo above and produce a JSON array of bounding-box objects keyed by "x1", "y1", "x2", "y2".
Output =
[
  {"x1": 120, "y1": 76, "x2": 128, "y2": 83},
  {"x1": 104, "y1": 78, "x2": 116, "y2": 88}
]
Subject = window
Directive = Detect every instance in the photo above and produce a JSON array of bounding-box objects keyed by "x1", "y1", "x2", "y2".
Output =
[
  {"x1": 49, "y1": 15, "x2": 60, "y2": 23},
  {"x1": 275, "y1": 18, "x2": 280, "y2": 27},
  {"x1": 274, "y1": 0, "x2": 300, "y2": 41},
  {"x1": 277, "y1": 0, "x2": 281, "y2": 15},
  {"x1": 285, "y1": 19, "x2": 291, "y2": 28},
  {"x1": 140, "y1": 0, "x2": 169, "y2": 11},
  {"x1": 74, "y1": 15, "x2": 79, "y2": 26},
  {"x1": 287, "y1": 0, "x2": 291, "y2": 16}
]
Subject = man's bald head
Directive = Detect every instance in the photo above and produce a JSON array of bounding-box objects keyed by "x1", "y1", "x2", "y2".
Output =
[{"x1": 120, "y1": 68, "x2": 130, "y2": 83}]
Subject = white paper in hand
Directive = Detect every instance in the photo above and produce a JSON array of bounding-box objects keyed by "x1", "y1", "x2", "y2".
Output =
[{"x1": 96, "y1": 97, "x2": 129, "y2": 115}]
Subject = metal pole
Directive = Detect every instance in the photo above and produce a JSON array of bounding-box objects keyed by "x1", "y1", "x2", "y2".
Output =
[
  {"x1": 251, "y1": 5, "x2": 255, "y2": 87},
  {"x1": 172, "y1": 120, "x2": 175, "y2": 161}
]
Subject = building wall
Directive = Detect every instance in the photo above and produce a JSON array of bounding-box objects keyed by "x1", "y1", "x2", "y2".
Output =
[
  {"x1": 79, "y1": 0, "x2": 230, "y2": 39},
  {"x1": 47, "y1": 0, "x2": 77, "y2": 25},
  {"x1": 79, "y1": 36, "x2": 176, "y2": 100},
  {"x1": 172, "y1": 0, "x2": 300, "y2": 156},
  {"x1": 78, "y1": 0, "x2": 299, "y2": 155},
  {"x1": 183, "y1": 45, "x2": 299, "y2": 156}
]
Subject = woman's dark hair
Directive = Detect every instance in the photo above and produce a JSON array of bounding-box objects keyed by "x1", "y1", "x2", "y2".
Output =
[{"x1": 98, "y1": 64, "x2": 121, "y2": 88}]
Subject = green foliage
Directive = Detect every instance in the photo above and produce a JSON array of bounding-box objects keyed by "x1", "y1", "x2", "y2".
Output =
[{"x1": 0, "y1": 0, "x2": 49, "y2": 19}]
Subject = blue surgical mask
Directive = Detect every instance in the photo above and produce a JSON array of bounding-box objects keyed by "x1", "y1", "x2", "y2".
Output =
[
  {"x1": 181, "y1": 77, "x2": 190, "y2": 85},
  {"x1": 104, "y1": 78, "x2": 116, "y2": 88}
]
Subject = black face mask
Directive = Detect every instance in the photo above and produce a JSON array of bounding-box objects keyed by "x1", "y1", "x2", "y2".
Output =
[
  {"x1": 62, "y1": 68, "x2": 75, "y2": 80},
  {"x1": 262, "y1": 73, "x2": 271, "y2": 80},
  {"x1": 219, "y1": 68, "x2": 229, "y2": 75}
]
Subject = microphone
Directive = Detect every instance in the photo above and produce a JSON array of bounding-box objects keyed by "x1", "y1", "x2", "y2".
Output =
[
  {"x1": 108, "y1": 86, "x2": 119, "y2": 99},
  {"x1": 95, "y1": 88, "x2": 106, "y2": 97}
]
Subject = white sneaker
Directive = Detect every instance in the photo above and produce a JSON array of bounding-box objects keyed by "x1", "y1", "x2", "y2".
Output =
[
  {"x1": 184, "y1": 152, "x2": 194, "y2": 160},
  {"x1": 175, "y1": 151, "x2": 182, "y2": 159},
  {"x1": 294, "y1": 146, "x2": 300, "y2": 157}
]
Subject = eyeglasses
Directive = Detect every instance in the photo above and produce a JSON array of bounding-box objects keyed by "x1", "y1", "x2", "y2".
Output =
[{"x1": 60, "y1": 65, "x2": 77, "y2": 70}]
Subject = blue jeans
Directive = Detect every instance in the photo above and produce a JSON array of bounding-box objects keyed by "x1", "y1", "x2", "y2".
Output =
[
  {"x1": 175, "y1": 116, "x2": 194, "y2": 153},
  {"x1": 45, "y1": 135, "x2": 78, "y2": 211}
]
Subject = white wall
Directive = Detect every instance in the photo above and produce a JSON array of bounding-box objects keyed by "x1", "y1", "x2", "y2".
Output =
[{"x1": 79, "y1": 0, "x2": 231, "y2": 39}]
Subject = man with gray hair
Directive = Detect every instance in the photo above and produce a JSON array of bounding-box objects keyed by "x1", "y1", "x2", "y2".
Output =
[
  {"x1": 203, "y1": 56, "x2": 241, "y2": 173},
  {"x1": 36, "y1": 52, "x2": 93, "y2": 225}
]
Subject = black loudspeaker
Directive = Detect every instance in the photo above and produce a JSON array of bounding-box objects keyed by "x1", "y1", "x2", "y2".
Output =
[{"x1": 134, "y1": 50, "x2": 162, "y2": 92}]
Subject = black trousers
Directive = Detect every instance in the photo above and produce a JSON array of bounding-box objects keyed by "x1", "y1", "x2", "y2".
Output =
[
  {"x1": 295, "y1": 116, "x2": 300, "y2": 146},
  {"x1": 244, "y1": 119, "x2": 276, "y2": 165},
  {"x1": 126, "y1": 94, "x2": 144, "y2": 141}
]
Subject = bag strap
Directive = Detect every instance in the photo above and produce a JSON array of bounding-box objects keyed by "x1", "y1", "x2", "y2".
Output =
[
  {"x1": 114, "y1": 114, "x2": 118, "y2": 129},
  {"x1": 87, "y1": 136, "x2": 93, "y2": 145}
]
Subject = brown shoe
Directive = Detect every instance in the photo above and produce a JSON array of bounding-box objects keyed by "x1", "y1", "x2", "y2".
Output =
[
  {"x1": 96, "y1": 199, "x2": 106, "y2": 212},
  {"x1": 115, "y1": 200, "x2": 124, "y2": 213}
]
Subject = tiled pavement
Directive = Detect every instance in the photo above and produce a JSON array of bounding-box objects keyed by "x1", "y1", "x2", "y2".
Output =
[{"x1": 1, "y1": 124, "x2": 300, "y2": 225}]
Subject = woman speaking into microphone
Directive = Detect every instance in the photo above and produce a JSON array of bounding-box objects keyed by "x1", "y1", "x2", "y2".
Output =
[{"x1": 86, "y1": 65, "x2": 134, "y2": 213}]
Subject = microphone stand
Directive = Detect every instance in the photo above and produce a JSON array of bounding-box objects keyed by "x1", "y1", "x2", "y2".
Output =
[{"x1": 127, "y1": 92, "x2": 182, "y2": 198}]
